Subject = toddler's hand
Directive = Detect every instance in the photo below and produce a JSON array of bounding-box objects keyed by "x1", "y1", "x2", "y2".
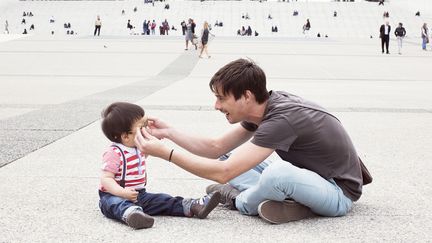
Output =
[{"x1": 122, "y1": 188, "x2": 139, "y2": 202}]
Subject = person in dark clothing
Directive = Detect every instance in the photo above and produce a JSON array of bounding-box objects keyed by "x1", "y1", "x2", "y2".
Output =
[
  {"x1": 394, "y1": 22, "x2": 406, "y2": 54},
  {"x1": 303, "y1": 19, "x2": 311, "y2": 35},
  {"x1": 181, "y1": 20, "x2": 186, "y2": 35},
  {"x1": 127, "y1": 20, "x2": 134, "y2": 30},
  {"x1": 199, "y1": 21, "x2": 214, "y2": 58},
  {"x1": 94, "y1": 16, "x2": 102, "y2": 36},
  {"x1": 246, "y1": 26, "x2": 252, "y2": 36},
  {"x1": 191, "y1": 19, "x2": 196, "y2": 34},
  {"x1": 379, "y1": 21, "x2": 391, "y2": 54},
  {"x1": 378, "y1": 0, "x2": 384, "y2": 6}
]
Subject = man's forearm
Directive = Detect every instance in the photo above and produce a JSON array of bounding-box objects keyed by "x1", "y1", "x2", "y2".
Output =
[
  {"x1": 167, "y1": 148, "x2": 231, "y2": 183},
  {"x1": 165, "y1": 125, "x2": 253, "y2": 159},
  {"x1": 166, "y1": 128, "x2": 223, "y2": 159}
]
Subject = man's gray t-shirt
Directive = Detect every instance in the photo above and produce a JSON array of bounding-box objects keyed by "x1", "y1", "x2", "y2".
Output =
[{"x1": 241, "y1": 91, "x2": 363, "y2": 201}]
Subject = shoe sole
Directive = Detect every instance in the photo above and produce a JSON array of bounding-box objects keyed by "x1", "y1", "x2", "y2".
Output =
[
  {"x1": 196, "y1": 191, "x2": 221, "y2": 219},
  {"x1": 258, "y1": 200, "x2": 315, "y2": 224},
  {"x1": 127, "y1": 212, "x2": 155, "y2": 229}
]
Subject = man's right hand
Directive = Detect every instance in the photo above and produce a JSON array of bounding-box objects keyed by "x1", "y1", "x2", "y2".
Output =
[
  {"x1": 146, "y1": 116, "x2": 171, "y2": 139},
  {"x1": 122, "y1": 188, "x2": 139, "y2": 202}
]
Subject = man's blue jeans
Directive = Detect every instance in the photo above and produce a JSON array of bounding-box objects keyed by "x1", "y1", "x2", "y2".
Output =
[
  {"x1": 229, "y1": 158, "x2": 353, "y2": 217},
  {"x1": 99, "y1": 189, "x2": 185, "y2": 222}
]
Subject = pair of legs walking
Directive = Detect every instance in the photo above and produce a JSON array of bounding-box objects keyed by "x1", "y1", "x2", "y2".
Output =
[
  {"x1": 94, "y1": 26, "x2": 101, "y2": 36},
  {"x1": 226, "y1": 156, "x2": 353, "y2": 222},
  {"x1": 199, "y1": 43, "x2": 210, "y2": 58},
  {"x1": 397, "y1": 37, "x2": 403, "y2": 54}
]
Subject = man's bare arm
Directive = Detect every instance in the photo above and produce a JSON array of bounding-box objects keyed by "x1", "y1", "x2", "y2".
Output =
[
  {"x1": 135, "y1": 128, "x2": 274, "y2": 183},
  {"x1": 147, "y1": 116, "x2": 253, "y2": 159},
  {"x1": 166, "y1": 124, "x2": 253, "y2": 159}
]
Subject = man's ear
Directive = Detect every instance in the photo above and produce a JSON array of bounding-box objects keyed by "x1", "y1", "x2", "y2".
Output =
[{"x1": 244, "y1": 90, "x2": 255, "y2": 102}]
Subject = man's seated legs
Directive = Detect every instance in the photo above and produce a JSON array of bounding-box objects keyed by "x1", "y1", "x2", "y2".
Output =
[
  {"x1": 206, "y1": 155, "x2": 272, "y2": 208},
  {"x1": 235, "y1": 160, "x2": 353, "y2": 217},
  {"x1": 228, "y1": 159, "x2": 271, "y2": 191}
]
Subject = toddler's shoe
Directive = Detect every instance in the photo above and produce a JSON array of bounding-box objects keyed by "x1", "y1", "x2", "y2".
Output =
[
  {"x1": 190, "y1": 191, "x2": 221, "y2": 219},
  {"x1": 206, "y1": 183, "x2": 240, "y2": 210},
  {"x1": 125, "y1": 209, "x2": 154, "y2": 229}
]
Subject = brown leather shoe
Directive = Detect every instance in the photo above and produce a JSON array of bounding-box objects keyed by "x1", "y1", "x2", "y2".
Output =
[
  {"x1": 125, "y1": 210, "x2": 154, "y2": 229},
  {"x1": 258, "y1": 200, "x2": 315, "y2": 224},
  {"x1": 190, "y1": 191, "x2": 221, "y2": 219},
  {"x1": 206, "y1": 184, "x2": 240, "y2": 210}
]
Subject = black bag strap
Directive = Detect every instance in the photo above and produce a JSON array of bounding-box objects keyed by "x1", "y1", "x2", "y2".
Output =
[
  {"x1": 111, "y1": 145, "x2": 127, "y2": 188},
  {"x1": 290, "y1": 103, "x2": 373, "y2": 185}
]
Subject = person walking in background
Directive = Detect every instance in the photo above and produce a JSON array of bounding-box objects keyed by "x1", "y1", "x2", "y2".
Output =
[
  {"x1": 185, "y1": 18, "x2": 196, "y2": 50},
  {"x1": 394, "y1": 22, "x2": 406, "y2": 55},
  {"x1": 143, "y1": 19, "x2": 148, "y2": 35},
  {"x1": 4, "y1": 20, "x2": 9, "y2": 34},
  {"x1": 421, "y1": 23, "x2": 429, "y2": 51},
  {"x1": 181, "y1": 20, "x2": 186, "y2": 35},
  {"x1": 151, "y1": 20, "x2": 156, "y2": 35},
  {"x1": 199, "y1": 21, "x2": 214, "y2": 58},
  {"x1": 163, "y1": 19, "x2": 169, "y2": 35},
  {"x1": 302, "y1": 19, "x2": 311, "y2": 36},
  {"x1": 94, "y1": 15, "x2": 102, "y2": 36},
  {"x1": 379, "y1": 21, "x2": 391, "y2": 54}
]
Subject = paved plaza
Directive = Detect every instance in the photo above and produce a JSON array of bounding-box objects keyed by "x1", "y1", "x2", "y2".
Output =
[
  {"x1": 2, "y1": 0, "x2": 432, "y2": 237},
  {"x1": 1, "y1": 33, "x2": 431, "y2": 242}
]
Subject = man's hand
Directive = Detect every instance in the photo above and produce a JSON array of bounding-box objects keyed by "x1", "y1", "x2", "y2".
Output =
[
  {"x1": 122, "y1": 187, "x2": 139, "y2": 202},
  {"x1": 146, "y1": 116, "x2": 171, "y2": 139},
  {"x1": 135, "y1": 127, "x2": 170, "y2": 159}
]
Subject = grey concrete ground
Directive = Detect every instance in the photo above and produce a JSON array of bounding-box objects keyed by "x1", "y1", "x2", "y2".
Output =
[{"x1": 1, "y1": 34, "x2": 432, "y2": 242}]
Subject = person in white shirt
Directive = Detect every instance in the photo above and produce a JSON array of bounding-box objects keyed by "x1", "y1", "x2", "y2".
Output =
[{"x1": 94, "y1": 15, "x2": 102, "y2": 36}]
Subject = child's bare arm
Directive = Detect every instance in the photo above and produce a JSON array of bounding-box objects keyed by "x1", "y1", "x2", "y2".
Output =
[{"x1": 100, "y1": 171, "x2": 138, "y2": 202}]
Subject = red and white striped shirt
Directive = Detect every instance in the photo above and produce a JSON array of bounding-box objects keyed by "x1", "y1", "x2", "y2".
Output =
[{"x1": 100, "y1": 143, "x2": 147, "y2": 191}]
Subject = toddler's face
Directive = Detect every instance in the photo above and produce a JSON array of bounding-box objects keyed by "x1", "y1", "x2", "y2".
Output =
[
  {"x1": 131, "y1": 116, "x2": 148, "y2": 132},
  {"x1": 123, "y1": 116, "x2": 148, "y2": 147}
]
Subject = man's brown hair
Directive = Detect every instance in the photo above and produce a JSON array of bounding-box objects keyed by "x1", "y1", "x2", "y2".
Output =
[{"x1": 209, "y1": 58, "x2": 269, "y2": 104}]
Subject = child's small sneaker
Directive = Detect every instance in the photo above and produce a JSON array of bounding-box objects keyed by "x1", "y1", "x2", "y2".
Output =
[
  {"x1": 125, "y1": 209, "x2": 154, "y2": 229},
  {"x1": 190, "y1": 191, "x2": 221, "y2": 219}
]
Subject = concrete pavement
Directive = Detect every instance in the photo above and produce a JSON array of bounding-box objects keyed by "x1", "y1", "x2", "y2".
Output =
[{"x1": 1, "y1": 34, "x2": 432, "y2": 242}]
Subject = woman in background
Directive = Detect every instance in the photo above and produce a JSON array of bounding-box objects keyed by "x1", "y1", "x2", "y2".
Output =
[{"x1": 199, "y1": 21, "x2": 214, "y2": 58}]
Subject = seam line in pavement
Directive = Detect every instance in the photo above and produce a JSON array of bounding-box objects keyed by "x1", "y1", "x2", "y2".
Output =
[{"x1": 0, "y1": 51, "x2": 199, "y2": 168}]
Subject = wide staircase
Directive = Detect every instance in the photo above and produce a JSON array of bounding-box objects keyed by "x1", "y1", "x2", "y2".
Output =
[{"x1": 0, "y1": 0, "x2": 431, "y2": 38}]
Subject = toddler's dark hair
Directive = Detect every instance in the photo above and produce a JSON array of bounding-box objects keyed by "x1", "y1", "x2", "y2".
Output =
[{"x1": 101, "y1": 102, "x2": 144, "y2": 143}]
